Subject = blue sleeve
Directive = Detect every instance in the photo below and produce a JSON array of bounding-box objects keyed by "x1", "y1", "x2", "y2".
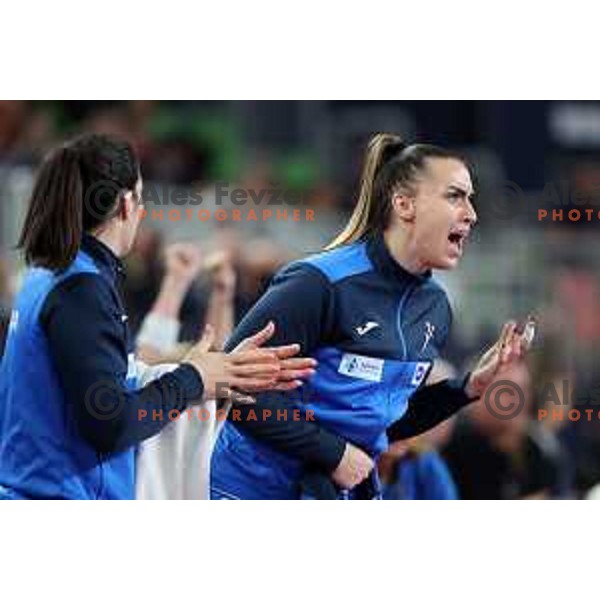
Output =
[
  {"x1": 41, "y1": 273, "x2": 204, "y2": 454},
  {"x1": 223, "y1": 262, "x2": 347, "y2": 473}
]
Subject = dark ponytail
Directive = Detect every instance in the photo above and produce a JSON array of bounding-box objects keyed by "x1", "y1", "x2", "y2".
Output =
[
  {"x1": 18, "y1": 134, "x2": 140, "y2": 270},
  {"x1": 19, "y1": 146, "x2": 84, "y2": 270},
  {"x1": 326, "y1": 132, "x2": 466, "y2": 250}
]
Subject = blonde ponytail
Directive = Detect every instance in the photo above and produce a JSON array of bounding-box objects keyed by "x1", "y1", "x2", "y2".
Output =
[{"x1": 326, "y1": 133, "x2": 405, "y2": 250}]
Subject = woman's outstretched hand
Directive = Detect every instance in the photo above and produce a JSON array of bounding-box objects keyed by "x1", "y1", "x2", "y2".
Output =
[
  {"x1": 232, "y1": 321, "x2": 317, "y2": 391},
  {"x1": 182, "y1": 321, "x2": 317, "y2": 403},
  {"x1": 465, "y1": 317, "x2": 535, "y2": 400}
]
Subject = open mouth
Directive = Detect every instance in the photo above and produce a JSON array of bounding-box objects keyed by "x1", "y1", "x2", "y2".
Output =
[{"x1": 448, "y1": 230, "x2": 468, "y2": 254}]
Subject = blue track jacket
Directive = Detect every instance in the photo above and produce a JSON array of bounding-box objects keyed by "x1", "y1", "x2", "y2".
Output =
[
  {"x1": 211, "y1": 233, "x2": 474, "y2": 499},
  {"x1": 0, "y1": 235, "x2": 203, "y2": 499}
]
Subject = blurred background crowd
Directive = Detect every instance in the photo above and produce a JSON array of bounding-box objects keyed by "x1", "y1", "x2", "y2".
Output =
[{"x1": 2, "y1": 100, "x2": 600, "y2": 499}]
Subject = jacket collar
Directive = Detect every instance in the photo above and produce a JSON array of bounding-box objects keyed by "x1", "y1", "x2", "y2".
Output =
[
  {"x1": 81, "y1": 233, "x2": 126, "y2": 282},
  {"x1": 366, "y1": 232, "x2": 431, "y2": 286}
]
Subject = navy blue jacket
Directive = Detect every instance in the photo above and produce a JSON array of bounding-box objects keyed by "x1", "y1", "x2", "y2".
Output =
[
  {"x1": 0, "y1": 234, "x2": 203, "y2": 499},
  {"x1": 211, "y1": 233, "x2": 474, "y2": 499}
]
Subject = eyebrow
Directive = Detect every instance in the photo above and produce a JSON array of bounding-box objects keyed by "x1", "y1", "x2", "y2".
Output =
[{"x1": 448, "y1": 184, "x2": 476, "y2": 200}]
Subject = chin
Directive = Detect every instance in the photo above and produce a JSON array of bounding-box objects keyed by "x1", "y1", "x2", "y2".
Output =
[{"x1": 432, "y1": 255, "x2": 461, "y2": 271}]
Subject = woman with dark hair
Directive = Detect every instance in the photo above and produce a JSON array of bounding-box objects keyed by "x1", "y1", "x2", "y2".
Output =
[
  {"x1": 210, "y1": 133, "x2": 533, "y2": 499},
  {"x1": 0, "y1": 133, "x2": 314, "y2": 500}
]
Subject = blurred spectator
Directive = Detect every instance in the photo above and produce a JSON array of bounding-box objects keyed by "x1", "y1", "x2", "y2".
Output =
[
  {"x1": 379, "y1": 444, "x2": 458, "y2": 500},
  {"x1": 379, "y1": 360, "x2": 459, "y2": 500},
  {"x1": 120, "y1": 225, "x2": 204, "y2": 342},
  {"x1": 122, "y1": 226, "x2": 166, "y2": 334},
  {"x1": 529, "y1": 338, "x2": 576, "y2": 497},
  {"x1": 234, "y1": 237, "x2": 291, "y2": 320},
  {"x1": 0, "y1": 101, "x2": 57, "y2": 164},
  {"x1": 0, "y1": 101, "x2": 27, "y2": 156},
  {"x1": 135, "y1": 242, "x2": 237, "y2": 499},
  {"x1": 443, "y1": 360, "x2": 561, "y2": 499},
  {"x1": 539, "y1": 267, "x2": 600, "y2": 495}
]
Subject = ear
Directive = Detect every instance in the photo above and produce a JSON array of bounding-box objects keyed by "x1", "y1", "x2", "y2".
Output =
[
  {"x1": 390, "y1": 192, "x2": 416, "y2": 223},
  {"x1": 118, "y1": 191, "x2": 134, "y2": 222}
]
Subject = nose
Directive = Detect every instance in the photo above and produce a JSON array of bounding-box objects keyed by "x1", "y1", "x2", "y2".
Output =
[{"x1": 464, "y1": 198, "x2": 477, "y2": 227}]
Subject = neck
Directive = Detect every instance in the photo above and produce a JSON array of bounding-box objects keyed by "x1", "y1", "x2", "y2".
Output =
[
  {"x1": 383, "y1": 227, "x2": 428, "y2": 275},
  {"x1": 90, "y1": 226, "x2": 123, "y2": 258},
  {"x1": 493, "y1": 427, "x2": 523, "y2": 454}
]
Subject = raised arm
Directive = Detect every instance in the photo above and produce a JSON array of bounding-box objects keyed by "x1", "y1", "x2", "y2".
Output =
[{"x1": 388, "y1": 320, "x2": 532, "y2": 441}]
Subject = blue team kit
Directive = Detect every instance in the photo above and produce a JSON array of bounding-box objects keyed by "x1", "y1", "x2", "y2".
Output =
[{"x1": 211, "y1": 234, "x2": 453, "y2": 499}]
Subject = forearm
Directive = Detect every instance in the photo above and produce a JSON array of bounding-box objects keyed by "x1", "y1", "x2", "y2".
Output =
[
  {"x1": 150, "y1": 274, "x2": 189, "y2": 319},
  {"x1": 222, "y1": 262, "x2": 347, "y2": 473},
  {"x1": 41, "y1": 273, "x2": 204, "y2": 455},
  {"x1": 75, "y1": 364, "x2": 203, "y2": 454},
  {"x1": 230, "y1": 393, "x2": 347, "y2": 472},
  {"x1": 387, "y1": 375, "x2": 476, "y2": 442},
  {"x1": 48, "y1": 342, "x2": 203, "y2": 455},
  {"x1": 204, "y1": 287, "x2": 234, "y2": 350}
]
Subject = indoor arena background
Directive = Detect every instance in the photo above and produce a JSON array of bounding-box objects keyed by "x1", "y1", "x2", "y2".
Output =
[{"x1": 1, "y1": 100, "x2": 599, "y2": 499}]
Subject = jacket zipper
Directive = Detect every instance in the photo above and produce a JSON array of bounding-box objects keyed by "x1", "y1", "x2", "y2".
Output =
[{"x1": 396, "y1": 284, "x2": 415, "y2": 361}]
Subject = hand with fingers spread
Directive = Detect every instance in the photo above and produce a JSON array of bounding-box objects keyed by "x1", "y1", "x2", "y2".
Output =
[
  {"x1": 232, "y1": 320, "x2": 317, "y2": 391},
  {"x1": 182, "y1": 321, "x2": 317, "y2": 404},
  {"x1": 465, "y1": 316, "x2": 535, "y2": 400},
  {"x1": 182, "y1": 324, "x2": 279, "y2": 404}
]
